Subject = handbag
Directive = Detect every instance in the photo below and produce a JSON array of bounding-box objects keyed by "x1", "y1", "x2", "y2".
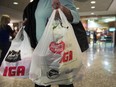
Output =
[
  {"x1": 0, "y1": 27, "x2": 33, "y2": 78},
  {"x1": 29, "y1": 9, "x2": 83, "y2": 86}
]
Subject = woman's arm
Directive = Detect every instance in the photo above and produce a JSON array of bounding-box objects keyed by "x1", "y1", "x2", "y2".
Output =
[
  {"x1": 60, "y1": 5, "x2": 73, "y2": 22},
  {"x1": 52, "y1": 0, "x2": 80, "y2": 23}
]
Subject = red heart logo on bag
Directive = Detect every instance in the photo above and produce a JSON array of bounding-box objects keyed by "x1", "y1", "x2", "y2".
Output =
[{"x1": 49, "y1": 41, "x2": 65, "y2": 54}]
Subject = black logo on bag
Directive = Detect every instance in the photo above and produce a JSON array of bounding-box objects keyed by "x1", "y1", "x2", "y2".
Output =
[
  {"x1": 5, "y1": 50, "x2": 21, "y2": 62},
  {"x1": 47, "y1": 69, "x2": 60, "y2": 79}
]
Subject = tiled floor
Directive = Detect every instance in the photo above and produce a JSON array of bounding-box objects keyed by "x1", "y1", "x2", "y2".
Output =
[{"x1": 0, "y1": 42, "x2": 116, "y2": 87}]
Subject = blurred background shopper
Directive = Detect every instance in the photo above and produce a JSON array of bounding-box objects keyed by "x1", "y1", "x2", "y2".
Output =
[{"x1": 0, "y1": 14, "x2": 14, "y2": 66}]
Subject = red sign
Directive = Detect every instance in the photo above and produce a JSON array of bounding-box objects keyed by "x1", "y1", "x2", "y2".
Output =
[
  {"x1": 60, "y1": 51, "x2": 73, "y2": 63},
  {"x1": 3, "y1": 66, "x2": 25, "y2": 76},
  {"x1": 49, "y1": 41, "x2": 65, "y2": 54}
]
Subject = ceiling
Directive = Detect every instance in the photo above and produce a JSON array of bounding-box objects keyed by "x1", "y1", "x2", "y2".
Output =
[{"x1": 0, "y1": 0, "x2": 116, "y2": 23}]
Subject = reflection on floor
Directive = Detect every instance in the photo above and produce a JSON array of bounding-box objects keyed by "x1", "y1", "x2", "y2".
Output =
[{"x1": 0, "y1": 42, "x2": 116, "y2": 87}]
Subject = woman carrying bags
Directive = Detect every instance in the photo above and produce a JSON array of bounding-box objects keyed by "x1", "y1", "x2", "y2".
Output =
[{"x1": 23, "y1": 0, "x2": 89, "y2": 87}]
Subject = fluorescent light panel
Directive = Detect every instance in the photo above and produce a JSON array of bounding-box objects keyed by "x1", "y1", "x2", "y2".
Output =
[{"x1": 13, "y1": 2, "x2": 18, "y2": 5}]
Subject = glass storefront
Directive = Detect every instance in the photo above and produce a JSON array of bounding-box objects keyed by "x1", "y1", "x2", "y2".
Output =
[{"x1": 81, "y1": 15, "x2": 116, "y2": 47}]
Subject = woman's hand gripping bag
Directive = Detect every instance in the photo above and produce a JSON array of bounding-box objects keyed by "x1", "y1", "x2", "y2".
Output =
[
  {"x1": 29, "y1": 9, "x2": 83, "y2": 86},
  {"x1": 0, "y1": 27, "x2": 33, "y2": 78}
]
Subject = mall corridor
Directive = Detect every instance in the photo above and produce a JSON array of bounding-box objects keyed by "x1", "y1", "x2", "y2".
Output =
[{"x1": 0, "y1": 42, "x2": 116, "y2": 87}]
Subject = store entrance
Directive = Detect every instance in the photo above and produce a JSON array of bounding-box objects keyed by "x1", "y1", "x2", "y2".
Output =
[{"x1": 81, "y1": 16, "x2": 116, "y2": 48}]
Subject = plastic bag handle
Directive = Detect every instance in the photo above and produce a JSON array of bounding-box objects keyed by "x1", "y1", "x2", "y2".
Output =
[
  {"x1": 13, "y1": 26, "x2": 24, "y2": 41},
  {"x1": 45, "y1": 10, "x2": 57, "y2": 29},
  {"x1": 58, "y1": 9, "x2": 70, "y2": 25},
  {"x1": 12, "y1": 26, "x2": 30, "y2": 45}
]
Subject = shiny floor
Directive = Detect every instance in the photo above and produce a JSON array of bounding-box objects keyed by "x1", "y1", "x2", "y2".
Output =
[{"x1": 0, "y1": 42, "x2": 116, "y2": 87}]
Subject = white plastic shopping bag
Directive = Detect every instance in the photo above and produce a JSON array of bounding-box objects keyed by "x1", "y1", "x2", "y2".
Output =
[
  {"x1": 29, "y1": 9, "x2": 83, "y2": 85},
  {"x1": 0, "y1": 27, "x2": 33, "y2": 78}
]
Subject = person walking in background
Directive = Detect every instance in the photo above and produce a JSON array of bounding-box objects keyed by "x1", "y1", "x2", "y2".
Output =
[
  {"x1": 0, "y1": 14, "x2": 15, "y2": 66},
  {"x1": 23, "y1": 0, "x2": 89, "y2": 87},
  {"x1": 93, "y1": 31, "x2": 97, "y2": 43}
]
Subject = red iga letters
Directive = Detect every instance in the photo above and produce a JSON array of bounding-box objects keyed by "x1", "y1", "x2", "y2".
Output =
[
  {"x1": 60, "y1": 51, "x2": 73, "y2": 63},
  {"x1": 3, "y1": 66, "x2": 25, "y2": 76},
  {"x1": 49, "y1": 41, "x2": 73, "y2": 63}
]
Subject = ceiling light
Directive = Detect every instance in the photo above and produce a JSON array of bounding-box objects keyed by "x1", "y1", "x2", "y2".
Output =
[
  {"x1": 91, "y1": 6, "x2": 95, "y2": 9},
  {"x1": 91, "y1": 1, "x2": 96, "y2": 4},
  {"x1": 30, "y1": 0, "x2": 33, "y2": 2},
  {"x1": 13, "y1": 2, "x2": 18, "y2": 5},
  {"x1": 91, "y1": 12, "x2": 94, "y2": 15},
  {"x1": 76, "y1": 7, "x2": 80, "y2": 10}
]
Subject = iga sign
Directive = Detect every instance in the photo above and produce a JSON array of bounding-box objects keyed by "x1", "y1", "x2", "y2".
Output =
[{"x1": 3, "y1": 66, "x2": 25, "y2": 76}]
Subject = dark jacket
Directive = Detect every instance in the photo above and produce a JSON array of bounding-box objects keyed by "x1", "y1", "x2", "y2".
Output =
[
  {"x1": 23, "y1": 0, "x2": 89, "y2": 52},
  {"x1": 0, "y1": 25, "x2": 13, "y2": 47},
  {"x1": 0, "y1": 25, "x2": 14, "y2": 65}
]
